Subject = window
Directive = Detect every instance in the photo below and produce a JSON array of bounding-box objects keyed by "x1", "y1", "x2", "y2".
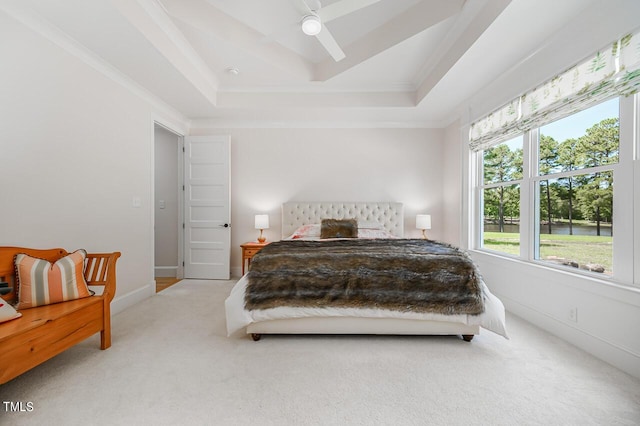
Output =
[
  {"x1": 480, "y1": 137, "x2": 523, "y2": 256},
  {"x1": 470, "y1": 30, "x2": 639, "y2": 285},
  {"x1": 535, "y1": 99, "x2": 618, "y2": 274},
  {"x1": 474, "y1": 96, "x2": 635, "y2": 282}
]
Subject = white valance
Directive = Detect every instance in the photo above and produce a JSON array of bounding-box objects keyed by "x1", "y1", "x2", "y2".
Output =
[{"x1": 469, "y1": 30, "x2": 640, "y2": 152}]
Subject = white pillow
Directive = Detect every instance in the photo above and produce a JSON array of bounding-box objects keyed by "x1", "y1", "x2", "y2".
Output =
[
  {"x1": 287, "y1": 222, "x2": 392, "y2": 239},
  {"x1": 0, "y1": 300, "x2": 21, "y2": 323},
  {"x1": 358, "y1": 220, "x2": 385, "y2": 230},
  {"x1": 357, "y1": 228, "x2": 397, "y2": 239}
]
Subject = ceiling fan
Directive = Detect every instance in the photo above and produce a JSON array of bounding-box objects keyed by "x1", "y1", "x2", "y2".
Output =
[{"x1": 292, "y1": 0, "x2": 382, "y2": 62}]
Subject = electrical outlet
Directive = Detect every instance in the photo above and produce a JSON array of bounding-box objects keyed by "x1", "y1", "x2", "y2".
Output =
[{"x1": 569, "y1": 307, "x2": 578, "y2": 322}]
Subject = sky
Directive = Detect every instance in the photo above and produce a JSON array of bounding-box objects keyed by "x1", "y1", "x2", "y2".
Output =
[{"x1": 540, "y1": 97, "x2": 619, "y2": 142}]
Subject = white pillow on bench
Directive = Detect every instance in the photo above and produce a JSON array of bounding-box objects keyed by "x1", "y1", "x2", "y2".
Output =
[{"x1": 0, "y1": 300, "x2": 21, "y2": 323}]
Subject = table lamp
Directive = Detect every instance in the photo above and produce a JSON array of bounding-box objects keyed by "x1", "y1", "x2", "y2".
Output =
[
  {"x1": 416, "y1": 214, "x2": 431, "y2": 240},
  {"x1": 255, "y1": 214, "x2": 269, "y2": 243}
]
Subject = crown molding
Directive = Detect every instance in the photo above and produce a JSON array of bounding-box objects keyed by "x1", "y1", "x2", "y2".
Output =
[
  {"x1": 217, "y1": 82, "x2": 416, "y2": 94},
  {"x1": 217, "y1": 90, "x2": 415, "y2": 108},
  {"x1": 188, "y1": 118, "x2": 446, "y2": 130}
]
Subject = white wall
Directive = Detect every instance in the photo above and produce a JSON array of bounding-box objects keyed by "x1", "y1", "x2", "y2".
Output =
[
  {"x1": 190, "y1": 127, "x2": 445, "y2": 276},
  {"x1": 154, "y1": 125, "x2": 180, "y2": 277},
  {"x1": 441, "y1": 119, "x2": 463, "y2": 247},
  {"x1": 0, "y1": 11, "x2": 185, "y2": 312}
]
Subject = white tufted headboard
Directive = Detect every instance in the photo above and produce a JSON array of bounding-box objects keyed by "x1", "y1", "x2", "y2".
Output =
[{"x1": 281, "y1": 202, "x2": 404, "y2": 238}]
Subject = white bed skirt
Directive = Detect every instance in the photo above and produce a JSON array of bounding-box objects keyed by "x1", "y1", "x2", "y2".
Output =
[
  {"x1": 225, "y1": 275, "x2": 508, "y2": 339},
  {"x1": 247, "y1": 317, "x2": 480, "y2": 336}
]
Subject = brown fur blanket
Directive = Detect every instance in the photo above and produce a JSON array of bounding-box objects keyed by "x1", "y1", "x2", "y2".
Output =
[{"x1": 245, "y1": 239, "x2": 485, "y2": 315}]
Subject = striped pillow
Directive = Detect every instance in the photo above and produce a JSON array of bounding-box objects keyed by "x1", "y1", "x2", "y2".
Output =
[{"x1": 15, "y1": 249, "x2": 91, "y2": 309}]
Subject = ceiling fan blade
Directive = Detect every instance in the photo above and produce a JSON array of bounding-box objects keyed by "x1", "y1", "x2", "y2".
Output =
[
  {"x1": 315, "y1": 27, "x2": 346, "y2": 61},
  {"x1": 295, "y1": 0, "x2": 313, "y2": 14},
  {"x1": 318, "y1": 0, "x2": 382, "y2": 23}
]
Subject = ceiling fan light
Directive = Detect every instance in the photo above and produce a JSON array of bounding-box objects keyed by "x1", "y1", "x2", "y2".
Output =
[{"x1": 301, "y1": 14, "x2": 322, "y2": 36}]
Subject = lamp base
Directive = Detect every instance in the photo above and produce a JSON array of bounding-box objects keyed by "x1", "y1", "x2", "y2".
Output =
[{"x1": 257, "y1": 229, "x2": 266, "y2": 243}]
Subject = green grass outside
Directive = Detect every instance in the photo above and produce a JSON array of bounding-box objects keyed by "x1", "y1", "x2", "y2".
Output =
[{"x1": 483, "y1": 231, "x2": 612, "y2": 274}]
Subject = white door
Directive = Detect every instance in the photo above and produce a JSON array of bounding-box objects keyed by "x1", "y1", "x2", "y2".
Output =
[{"x1": 184, "y1": 135, "x2": 231, "y2": 279}]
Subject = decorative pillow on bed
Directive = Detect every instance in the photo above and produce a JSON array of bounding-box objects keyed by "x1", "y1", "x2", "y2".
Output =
[
  {"x1": 290, "y1": 223, "x2": 321, "y2": 239},
  {"x1": 15, "y1": 249, "x2": 91, "y2": 309},
  {"x1": 320, "y1": 218, "x2": 358, "y2": 239},
  {"x1": 0, "y1": 300, "x2": 21, "y2": 323}
]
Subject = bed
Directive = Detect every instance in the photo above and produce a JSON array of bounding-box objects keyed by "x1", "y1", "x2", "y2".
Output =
[{"x1": 225, "y1": 202, "x2": 507, "y2": 341}]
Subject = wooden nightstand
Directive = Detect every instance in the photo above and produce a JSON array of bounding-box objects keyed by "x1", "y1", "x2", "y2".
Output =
[{"x1": 241, "y1": 242, "x2": 270, "y2": 275}]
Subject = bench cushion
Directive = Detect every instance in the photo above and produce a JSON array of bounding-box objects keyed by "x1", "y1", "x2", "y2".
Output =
[{"x1": 15, "y1": 249, "x2": 91, "y2": 309}]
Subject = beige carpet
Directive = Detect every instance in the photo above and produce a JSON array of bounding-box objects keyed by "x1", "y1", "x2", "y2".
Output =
[{"x1": 2, "y1": 279, "x2": 639, "y2": 425}]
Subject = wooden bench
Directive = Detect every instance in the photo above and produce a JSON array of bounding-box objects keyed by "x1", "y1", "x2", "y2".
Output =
[{"x1": 0, "y1": 247, "x2": 120, "y2": 384}]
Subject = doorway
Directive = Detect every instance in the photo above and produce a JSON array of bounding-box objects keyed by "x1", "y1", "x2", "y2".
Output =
[
  {"x1": 154, "y1": 123, "x2": 183, "y2": 290},
  {"x1": 153, "y1": 127, "x2": 231, "y2": 286}
]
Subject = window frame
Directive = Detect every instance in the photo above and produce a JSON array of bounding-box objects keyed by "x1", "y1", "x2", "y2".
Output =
[{"x1": 472, "y1": 94, "x2": 637, "y2": 287}]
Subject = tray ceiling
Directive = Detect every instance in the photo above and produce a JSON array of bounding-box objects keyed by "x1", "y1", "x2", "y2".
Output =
[{"x1": 6, "y1": 0, "x2": 628, "y2": 127}]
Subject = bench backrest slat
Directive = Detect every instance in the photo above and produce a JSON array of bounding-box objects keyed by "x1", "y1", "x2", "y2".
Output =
[{"x1": 85, "y1": 254, "x2": 112, "y2": 286}]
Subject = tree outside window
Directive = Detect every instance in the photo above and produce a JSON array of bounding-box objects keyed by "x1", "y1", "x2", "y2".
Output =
[
  {"x1": 481, "y1": 137, "x2": 523, "y2": 256},
  {"x1": 536, "y1": 100, "x2": 618, "y2": 274}
]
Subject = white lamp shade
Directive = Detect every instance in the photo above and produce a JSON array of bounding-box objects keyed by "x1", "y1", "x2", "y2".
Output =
[
  {"x1": 416, "y1": 214, "x2": 431, "y2": 230},
  {"x1": 255, "y1": 214, "x2": 269, "y2": 230}
]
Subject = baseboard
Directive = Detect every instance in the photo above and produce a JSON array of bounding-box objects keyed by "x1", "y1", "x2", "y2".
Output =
[
  {"x1": 111, "y1": 281, "x2": 155, "y2": 316},
  {"x1": 498, "y1": 292, "x2": 640, "y2": 379}
]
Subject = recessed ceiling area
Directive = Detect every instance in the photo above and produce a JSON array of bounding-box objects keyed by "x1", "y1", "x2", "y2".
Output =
[{"x1": 8, "y1": 0, "x2": 639, "y2": 126}]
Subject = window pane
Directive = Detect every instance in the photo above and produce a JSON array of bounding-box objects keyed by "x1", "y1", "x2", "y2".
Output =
[
  {"x1": 539, "y1": 98, "x2": 619, "y2": 176},
  {"x1": 483, "y1": 136, "x2": 523, "y2": 184},
  {"x1": 536, "y1": 172, "x2": 613, "y2": 275},
  {"x1": 482, "y1": 184, "x2": 520, "y2": 255}
]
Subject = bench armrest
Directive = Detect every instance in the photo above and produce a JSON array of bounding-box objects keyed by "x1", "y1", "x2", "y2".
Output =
[{"x1": 85, "y1": 252, "x2": 121, "y2": 303}]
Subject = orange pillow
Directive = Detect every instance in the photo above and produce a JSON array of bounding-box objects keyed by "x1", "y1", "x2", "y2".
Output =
[{"x1": 15, "y1": 249, "x2": 91, "y2": 309}]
